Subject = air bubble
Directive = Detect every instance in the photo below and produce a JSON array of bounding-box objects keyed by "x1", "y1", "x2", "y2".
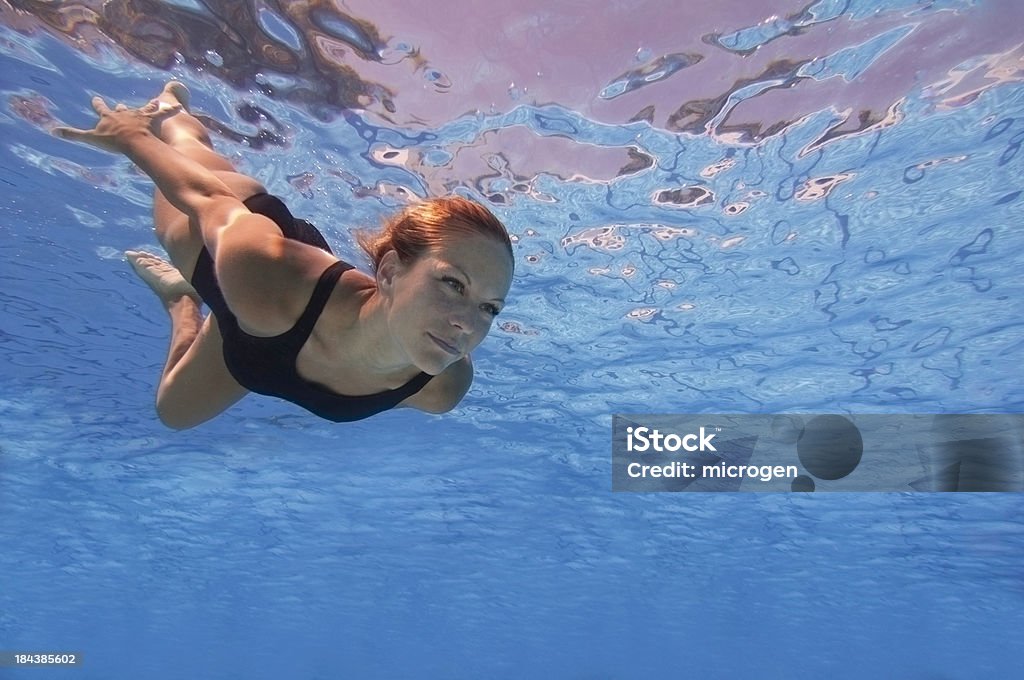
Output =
[
  {"x1": 95, "y1": 246, "x2": 122, "y2": 260},
  {"x1": 626, "y1": 307, "x2": 658, "y2": 320}
]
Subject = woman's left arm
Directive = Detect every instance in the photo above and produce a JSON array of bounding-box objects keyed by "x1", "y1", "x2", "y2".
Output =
[{"x1": 405, "y1": 356, "x2": 474, "y2": 414}]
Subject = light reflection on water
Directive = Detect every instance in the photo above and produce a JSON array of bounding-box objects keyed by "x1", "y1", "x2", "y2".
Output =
[{"x1": 2, "y1": 0, "x2": 1024, "y2": 678}]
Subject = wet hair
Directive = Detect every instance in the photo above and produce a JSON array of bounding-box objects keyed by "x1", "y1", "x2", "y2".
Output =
[{"x1": 357, "y1": 196, "x2": 514, "y2": 272}]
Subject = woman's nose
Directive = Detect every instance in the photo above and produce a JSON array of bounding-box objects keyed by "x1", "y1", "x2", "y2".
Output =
[
  {"x1": 448, "y1": 303, "x2": 483, "y2": 335},
  {"x1": 447, "y1": 304, "x2": 470, "y2": 331}
]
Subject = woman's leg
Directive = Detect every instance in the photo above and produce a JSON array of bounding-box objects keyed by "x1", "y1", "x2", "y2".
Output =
[
  {"x1": 132, "y1": 81, "x2": 260, "y2": 428},
  {"x1": 127, "y1": 251, "x2": 246, "y2": 429},
  {"x1": 149, "y1": 81, "x2": 265, "y2": 281}
]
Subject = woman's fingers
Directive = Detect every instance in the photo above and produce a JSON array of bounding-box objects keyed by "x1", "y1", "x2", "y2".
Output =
[
  {"x1": 90, "y1": 96, "x2": 111, "y2": 116},
  {"x1": 51, "y1": 125, "x2": 88, "y2": 141},
  {"x1": 55, "y1": 94, "x2": 182, "y2": 147}
]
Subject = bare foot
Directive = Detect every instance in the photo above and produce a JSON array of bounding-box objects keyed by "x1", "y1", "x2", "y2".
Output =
[
  {"x1": 157, "y1": 80, "x2": 190, "y2": 111},
  {"x1": 126, "y1": 250, "x2": 198, "y2": 304}
]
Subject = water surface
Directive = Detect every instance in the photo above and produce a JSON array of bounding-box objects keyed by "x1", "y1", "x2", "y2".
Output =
[{"x1": 1, "y1": 1, "x2": 1023, "y2": 677}]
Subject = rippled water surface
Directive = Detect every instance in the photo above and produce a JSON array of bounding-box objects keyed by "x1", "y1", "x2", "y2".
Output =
[{"x1": 2, "y1": 1, "x2": 1024, "y2": 678}]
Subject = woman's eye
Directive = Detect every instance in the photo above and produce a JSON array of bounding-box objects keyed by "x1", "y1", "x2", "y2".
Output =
[
  {"x1": 483, "y1": 304, "x2": 501, "y2": 317},
  {"x1": 443, "y1": 277, "x2": 465, "y2": 293}
]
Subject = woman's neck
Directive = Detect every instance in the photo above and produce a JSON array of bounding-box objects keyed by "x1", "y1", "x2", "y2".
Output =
[{"x1": 311, "y1": 278, "x2": 421, "y2": 388}]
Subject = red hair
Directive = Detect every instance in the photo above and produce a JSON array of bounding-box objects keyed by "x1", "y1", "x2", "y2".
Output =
[{"x1": 357, "y1": 196, "x2": 513, "y2": 270}]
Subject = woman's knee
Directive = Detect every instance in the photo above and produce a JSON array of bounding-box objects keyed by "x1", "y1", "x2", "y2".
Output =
[
  {"x1": 155, "y1": 381, "x2": 211, "y2": 430},
  {"x1": 154, "y1": 368, "x2": 244, "y2": 430},
  {"x1": 154, "y1": 399, "x2": 204, "y2": 430}
]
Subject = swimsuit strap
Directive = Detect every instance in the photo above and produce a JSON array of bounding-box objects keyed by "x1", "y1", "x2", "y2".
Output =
[
  {"x1": 285, "y1": 260, "x2": 354, "y2": 346},
  {"x1": 394, "y1": 371, "x2": 434, "y2": 398}
]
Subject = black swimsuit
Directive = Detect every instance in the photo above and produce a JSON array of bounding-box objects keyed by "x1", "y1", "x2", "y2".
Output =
[{"x1": 190, "y1": 193, "x2": 433, "y2": 422}]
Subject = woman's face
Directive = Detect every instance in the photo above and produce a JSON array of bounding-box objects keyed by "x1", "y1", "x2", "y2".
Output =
[{"x1": 382, "y1": 233, "x2": 514, "y2": 374}]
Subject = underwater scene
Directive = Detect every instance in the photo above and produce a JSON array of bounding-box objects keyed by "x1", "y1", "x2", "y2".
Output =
[{"x1": 1, "y1": 0, "x2": 1023, "y2": 677}]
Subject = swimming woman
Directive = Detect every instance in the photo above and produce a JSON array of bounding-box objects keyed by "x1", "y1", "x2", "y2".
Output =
[{"x1": 54, "y1": 82, "x2": 514, "y2": 428}]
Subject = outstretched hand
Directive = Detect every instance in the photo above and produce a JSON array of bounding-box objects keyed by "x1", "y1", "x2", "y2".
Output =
[{"x1": 53, "y1": 96, "x2": 181, "y2": 153}]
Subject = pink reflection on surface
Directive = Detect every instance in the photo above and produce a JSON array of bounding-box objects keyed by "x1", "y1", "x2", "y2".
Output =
[{"x1": 5, "y1": 0, "x2": 1023, "y2": 141}]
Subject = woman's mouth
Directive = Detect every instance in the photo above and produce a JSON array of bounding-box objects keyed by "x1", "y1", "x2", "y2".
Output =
[{"x1": 428, "y1": 333, "x2": 460, "y2": 355}]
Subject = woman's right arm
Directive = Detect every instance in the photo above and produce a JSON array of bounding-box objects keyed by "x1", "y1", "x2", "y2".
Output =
[{"x1": 54, "y1": 96, "x2": 269, "y2": 260}]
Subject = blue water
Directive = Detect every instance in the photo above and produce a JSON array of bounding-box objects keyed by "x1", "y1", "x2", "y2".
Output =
[{"x1": 2, "y1": 1, "x2": 1024, "y2": 678}]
